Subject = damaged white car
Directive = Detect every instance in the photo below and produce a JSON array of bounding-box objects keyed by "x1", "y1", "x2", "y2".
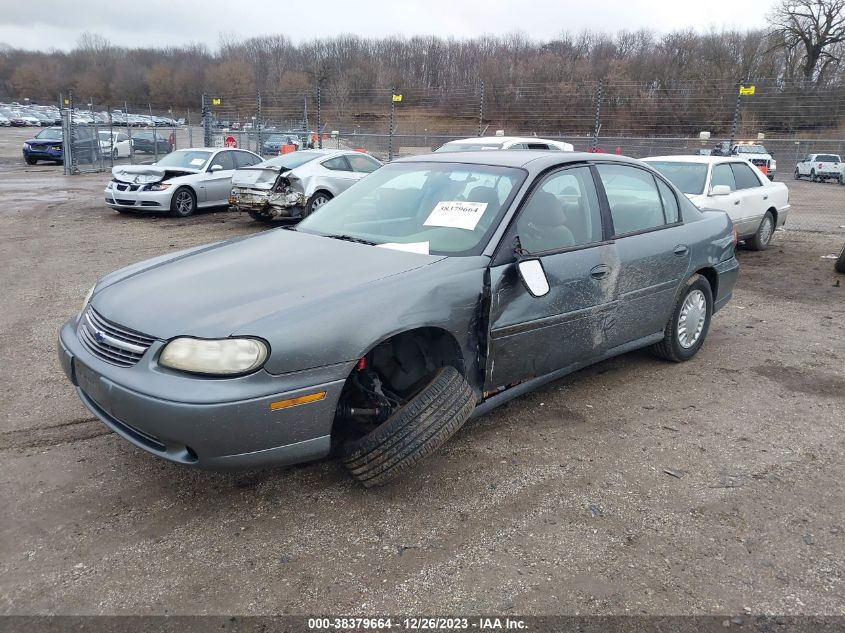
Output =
[
  {"x1": 229, "y1": 149, "x2": 383, "y2": 222},
  {"x1": 105, "y1": 148, "x2": 263, "y2": 217}
]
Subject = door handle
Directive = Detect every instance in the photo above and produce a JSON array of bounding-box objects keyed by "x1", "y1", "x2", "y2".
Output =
[
  {"x1": 590, "y1": 264, "x2": 611, "y2": 279},
  {"x1": 763, "y1": 195, "x2": 768, "y2": 200},
  {"x1": 734, "y1": 199, "x2": 741, "y2": 205},
  {"x1": 673, "y1": 244, "x2": 689, "y2": 256}
]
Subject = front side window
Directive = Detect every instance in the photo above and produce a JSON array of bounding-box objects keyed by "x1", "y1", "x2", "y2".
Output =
[
  {"x1": 711, "y1": 163, "x2": 737, "y2": 191},
  {"x1": 596, "y1": 164, "x2": 665, "y2": 236},
  {"x1": 297, "y1": 162, "x2": 525, "y2": 256},
  {"x1": 516, "y1": 166, "x2": 602, "y2": 253},
  {"x1": 211, "y1": 151, "x2": 234, "y2": 171},
  {"x1": 731, "y1": 162, "x2": 763, "y2": 190}
]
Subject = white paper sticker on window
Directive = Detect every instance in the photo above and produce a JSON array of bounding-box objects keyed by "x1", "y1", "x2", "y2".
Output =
[
  {"x1": 190, "y1": 158, "x2": 206, "y2": 166},
  {"x1": 376, "y1": 241, "x2": 430, "y2": 254},
  {"x1": 424, "y1": 201, "x2": 488, "y2": 231}
]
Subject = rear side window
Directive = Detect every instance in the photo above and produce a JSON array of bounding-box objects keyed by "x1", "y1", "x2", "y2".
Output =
[
  {"x1": 655, "y1": 179, "x2": 680, "y2": 223},
  {"x1": 234, "y1": 151, "x2": 261, "y2": 168},
  {"x1": 322, "y1": 156, "x2": 351, "y2": 171},
  {"x1": 596, "y1": 164, "x2": 665, "y2": 235},
  {"x1": 730, "y1": 163, "x2": 762, "y2": 190},
  {"x1": 346, "y1": 154, "x2": 380, "y2": 173},
  {"x1": 711, "y1": 164, "x2": 737, "y2": 191}
]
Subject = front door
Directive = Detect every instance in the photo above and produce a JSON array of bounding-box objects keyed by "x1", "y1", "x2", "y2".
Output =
[
  {"x1": 485, "y1": 165, "x2": 618, "y2": 390},
  {"x1": 203, "y1": 150, "x2": 236, "y2": 205}
]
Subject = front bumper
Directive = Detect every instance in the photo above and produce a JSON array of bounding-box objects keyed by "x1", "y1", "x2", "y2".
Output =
[
  {"x1": 24, "y1": 148, "x2": 63, "y2": 161},
  {"x1": 104, "y1": 185, "x2": 172, "y2": 212},
  {"x1": 58, "y1": 319, "x2": 348, "y2": 470}
]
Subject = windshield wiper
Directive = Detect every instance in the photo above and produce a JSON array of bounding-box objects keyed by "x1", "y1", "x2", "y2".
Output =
[{"x1": 323, "y1": 233, "x2": 377, "y2": 246}]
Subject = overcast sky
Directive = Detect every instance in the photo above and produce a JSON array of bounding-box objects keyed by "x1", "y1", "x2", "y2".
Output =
[{"x1": 0, "y1": 0, "x2": 775, "y2": 51}]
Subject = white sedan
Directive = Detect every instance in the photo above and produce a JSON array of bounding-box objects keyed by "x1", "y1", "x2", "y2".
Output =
[
  {"x1": 98, "y1": 131, "x2": 132, "y2": 158},
  {"x1": 644, "y1": 155, "x2": 790, "y2": 250},
  {"x1": 105, "y1": 147, "x2": 263, "y2": 217}
]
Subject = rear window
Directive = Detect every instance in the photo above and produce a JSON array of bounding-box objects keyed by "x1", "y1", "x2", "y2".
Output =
[
  {"x1": 645, "y1": 161, "x2": 708, "y2": 195},
  {"x1": 816, "y1": 154, "x2": 840, "y2": 163}
]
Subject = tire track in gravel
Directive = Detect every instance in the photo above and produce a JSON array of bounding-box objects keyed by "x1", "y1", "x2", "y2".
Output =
[{"x1": 0, "y1": 416, "x2": 109, "y2": 450}]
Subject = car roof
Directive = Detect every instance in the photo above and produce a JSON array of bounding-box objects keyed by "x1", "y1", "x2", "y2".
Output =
[
  {"x1": 644, "y1": 155, "x2": 749, "y2": 164},
  {"x1": 443, "y1": 136, "x2": 565, "y2": 145},
  {"x1": 394, "y1": 151, "x2": 642, "y2": 172}
]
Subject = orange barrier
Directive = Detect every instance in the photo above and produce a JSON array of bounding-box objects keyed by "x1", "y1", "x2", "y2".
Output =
[{"x1": 279, "y1": 144, "x2": 297, "y2": 155}]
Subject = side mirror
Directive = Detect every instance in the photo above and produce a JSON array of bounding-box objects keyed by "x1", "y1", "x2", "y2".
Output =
[
  {"x1": 710, "y1": 185, "x2": 731, "y2": 196},
  {"x1": 517, "y1": 258, "x2": 550, "y2": 298},
  {"x1": 210, "y1": 164, "x2": 223, "y2": 172}
]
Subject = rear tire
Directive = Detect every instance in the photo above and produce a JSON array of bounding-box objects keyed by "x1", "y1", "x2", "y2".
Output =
[
  {"x1": 747, "y1": 210, "x2": 775, "y2": 251},
  {"x1": 247, "y1": 210, "x2": 274, "y2": 223},
  {"x1": 652, "y1": 275, "x2": 713, "y2": 363},
  {"x1": 304, "y1": 191, "x2": 332, "y2": 218},
  {"x1": 793, "y1": 168, "x2": 800, "y2": 180},
  {"x1": 811, "y1": 169, "x2": 818, "y2": 182},
  {"x1": 341, "y1": 366, "x2": 475, "y2": 487},
  {"x1": 836, "y1": 243, "x2": 845, "y2": 274},
  {"x1": 169, "y1": 186, "x2": 196, "y2": 218}
]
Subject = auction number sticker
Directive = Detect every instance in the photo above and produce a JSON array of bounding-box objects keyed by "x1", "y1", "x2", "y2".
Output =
[{"x1": 424, "y1": 201, "x2": 488, "y2": 231}]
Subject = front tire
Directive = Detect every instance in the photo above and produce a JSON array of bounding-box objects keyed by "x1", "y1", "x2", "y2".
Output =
[
  {"x1": 748, "y1": 210, "x2": 775, "y2": 251},
  {"x1": 25, "y1": 156, "x2": 37, "y2": 165},
  {"x1": 170, "y1": 186, "x2": 196, "y2": 218},
  {"x1": 652, "y1": 274, "x2": 713, "y2": 363},
  {"x1": 341, "y1": 366, "x2": 475, "y2": 487},
  {"x1": 112, "y1": 148, "x2": 119, "y2": 159}
]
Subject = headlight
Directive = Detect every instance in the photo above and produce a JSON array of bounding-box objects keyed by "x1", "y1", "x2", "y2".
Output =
[
  {"x1": 770, "y1": 160, "x2": 777, "y2": 169},
  {"x1": 159, "y1": 337, "x2": 268, "y2": 376},
  {"x1": 78, "y1": 284, "x2": 95, "y2": 319},
  {"x1": 145, "y1": 183, "x2": 171, "y2": 191},
  {"x1": 23, "y1": 143, "x2": 30, "y2": 150}
]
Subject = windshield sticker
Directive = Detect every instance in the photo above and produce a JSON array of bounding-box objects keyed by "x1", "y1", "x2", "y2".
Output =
[
  {"x1": 189, "y1": 158, "x2": 206, "y2": 166},
  {"x1": 376, "y1": 241, "x2": 430, "y2": 255},
  {"x1": 424, "y1": 201, "x2": 488, "y2": 231}
]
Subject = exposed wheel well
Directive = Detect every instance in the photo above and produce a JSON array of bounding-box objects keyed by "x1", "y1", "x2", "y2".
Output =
[
  {"x1": 767, "y1": 206, "x2": 778, "y2": 226},
  {"x1": 695, "y1": 267, "x2": 718, "y2": 301},
  {"x1": 331, "y1": 327, "x2": 466, "y2": 442}
]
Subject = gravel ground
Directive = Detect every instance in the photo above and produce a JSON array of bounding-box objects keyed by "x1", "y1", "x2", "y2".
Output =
[{"x1": 0, "y1": 167, "x2": 843, "y2": 617}]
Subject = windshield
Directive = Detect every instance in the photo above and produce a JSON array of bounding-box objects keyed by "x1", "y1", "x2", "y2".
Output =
[
  {"x1": 154, "y1": 150, "x2": 213, "y2": 170},
  {"x1": 646, "y1": 161, "x2": 708, "y2": 195},
  {"x1": 435, "y1": 142, "x2": 504, "y2": 153},
  {"x1": 256, "y1": 151, "x2": 323, "y2": 170},
  {"x1": 735, "y1": 145, "x2": 768, "y2": 154},
  {"x1": 297, "y1": 162, "x2": 526, "y2": 256},
  {"x1": 36, "y1": 128, "x2": 63, "y2": 140}
]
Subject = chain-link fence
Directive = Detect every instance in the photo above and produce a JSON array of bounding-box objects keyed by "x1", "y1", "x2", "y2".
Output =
[{"x1": 5, "y1": 78, "x2": 843, "y2": 233}]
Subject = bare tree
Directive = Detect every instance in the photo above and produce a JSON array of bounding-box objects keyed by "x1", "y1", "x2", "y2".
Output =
[{"x1": 768, "y1": 0, "x2": 845, "y2": 81}]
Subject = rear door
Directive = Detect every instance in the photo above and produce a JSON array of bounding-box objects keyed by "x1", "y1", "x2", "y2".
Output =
[
  {"x1": 485, "y1": 165, "x2": 617, "y2": 390},
  {"x1": 595, "y1": 163, "x2": 690, "y2": 347},
  {"x1": 319, "y1": 155, "x2": 358, "y2": 195},
  {"x1": 729, "y1": 161, "x2": 767, "y2": 236},
  {"x1": 203, "y1": 150, "x2": 236, "y2": 205}
]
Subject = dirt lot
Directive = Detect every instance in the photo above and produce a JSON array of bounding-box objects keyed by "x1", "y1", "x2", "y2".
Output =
[{"x1": 0, "y1": 166, "x2": 843, "y2": 618}]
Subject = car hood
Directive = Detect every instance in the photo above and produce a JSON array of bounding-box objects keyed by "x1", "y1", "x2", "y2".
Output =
[
  {"x1": 112, "y1": 165, "x2": 197, "y2": 184},
  {"x1": 91, "y1": 229, "x2": 445, "y2": 340},
  {"x1": 26, "y1": 136, "x2": 61, "y2": 144}
]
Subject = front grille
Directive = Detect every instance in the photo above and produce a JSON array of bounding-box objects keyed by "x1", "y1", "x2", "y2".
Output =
[
  {"x1": 750, "y1": 158, "x2": 768, "y2": 167},
  {"x1": 77, "y1": 307, "x2": 156, "y2": 367}
]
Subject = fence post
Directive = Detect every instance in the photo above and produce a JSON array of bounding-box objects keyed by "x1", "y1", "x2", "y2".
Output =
[
  {"x1": 389, "y1": 86, "x2": 396, "y2": 162},
  {"x1": 187, "y1": 108, "x2": 193, "y2": 147},
  {"x1": 478, "y1": 81, "x2": 484, "y2": 137},
  {"x1": 108, "y1": 104, "x2": 114, "y2": 168},
  {"x1": 149, "y1": 104, "x2": 158, "y2": 163},
  {"x1": 316, "y1": 82, "x2": 323, "y2": 149},
  {"x1": 303, "y1": 96, "x2": 309, "y2": 148},
  {"x1": 69, "y1": 90, "x2": 77, "y2": 174},
  {"x1": 591, "y1": 79, "x2": 603, "y2": 151},
  {"x1": 202, "y1": 93, "x2": 212, "y2": 148},
  {"x1": 125, "y1": 102, "x2": 134, "y2": 164},
  {"x1": 729, "y1": 79, "x2": 743, "y2": 147},
  {"x1": 256, "y1": 91, "x2": 262, "y2": 154}
]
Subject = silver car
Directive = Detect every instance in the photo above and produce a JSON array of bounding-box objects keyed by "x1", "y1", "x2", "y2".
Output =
[
  {"x1": 105, "y1": 148, "x2": 263, "y2": 217},
  {"x1": 229, "y1": 149, "x2": 383, "y2": 222}
]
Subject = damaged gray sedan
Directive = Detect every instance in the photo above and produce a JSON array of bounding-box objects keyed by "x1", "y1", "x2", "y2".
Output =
[
  {"x1": 60, "y1": 152, "x2": 739, "y2": 487},
  {"x1": 229, "y1": 149, "x2": 382, "y2": 222}
]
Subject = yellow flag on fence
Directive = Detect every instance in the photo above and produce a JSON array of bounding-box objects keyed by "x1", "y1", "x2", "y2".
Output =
[
  {"x1": 739, "y1": 85, "x2": 756, "y2": 96},
  {"x1": 392, "y1": 94, "x2": 403, "y2": 102}
]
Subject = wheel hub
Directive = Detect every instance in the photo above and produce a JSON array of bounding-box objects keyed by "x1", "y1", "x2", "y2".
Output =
[{"x1": 677, "y1": 289, "x2": 706, "y2": 349}]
